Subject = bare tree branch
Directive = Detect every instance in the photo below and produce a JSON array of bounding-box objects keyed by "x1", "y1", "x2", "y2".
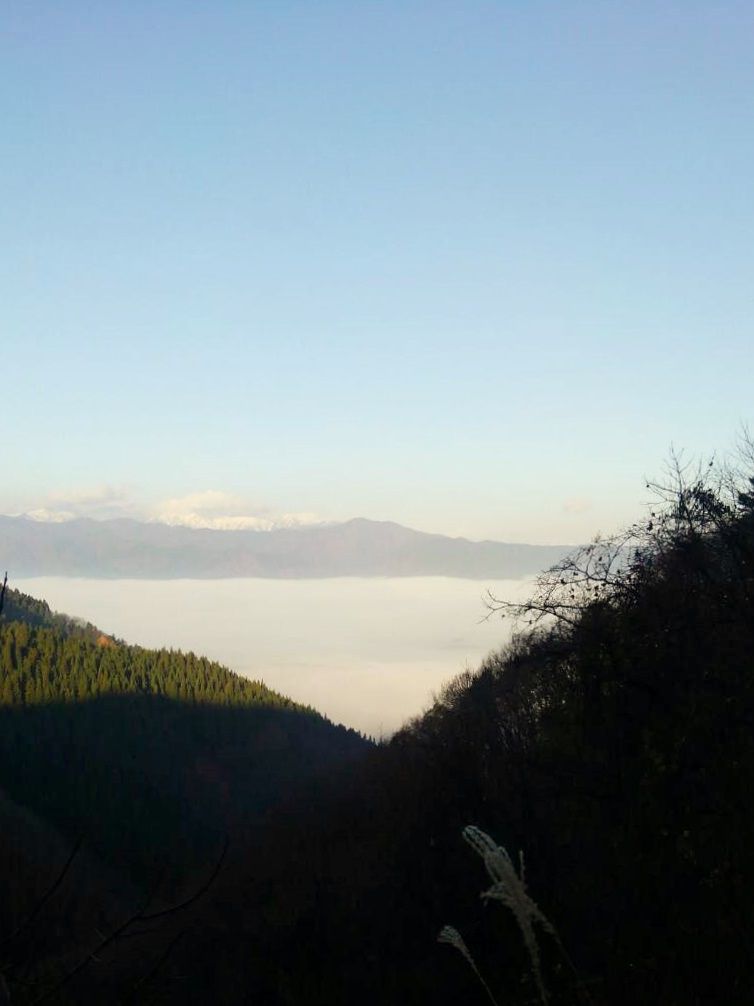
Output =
[{"x1": 29, "y1": 836, "x2": 228, "y2": 1005}]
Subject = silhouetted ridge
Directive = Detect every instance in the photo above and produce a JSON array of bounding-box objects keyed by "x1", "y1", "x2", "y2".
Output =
[{"x1": 149, "y1": 452, "x2": 754, "y2": 1006}]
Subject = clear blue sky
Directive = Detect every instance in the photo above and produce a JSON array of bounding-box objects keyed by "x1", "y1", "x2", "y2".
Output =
[{"x1": 2, "y1": 2, "x2": 752, "y2": 542}]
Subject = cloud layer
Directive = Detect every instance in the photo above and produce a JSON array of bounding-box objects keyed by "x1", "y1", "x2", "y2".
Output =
[
  {"x1": 24, "y1": 486, "x2": 139, "y2": 523},
  {"x1": 562, "y1": 497, "x2": 592, "y2": 515},
  {"x1": 14, "y1": 486, "x2": 323, "y2": 532},
  {"x1": 152, "y1": 491, "x2": 321, "y2": 531}
]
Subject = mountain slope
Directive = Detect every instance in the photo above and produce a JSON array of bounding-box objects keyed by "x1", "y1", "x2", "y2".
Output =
[
  {"x1": 0, "y1": 589, "x2": 368, "y2": 883},
  {"x1": 0, "y1": 514, "x2": 570, "y2": 579},
  {"x1": 155, "y1": 460, "x2": 754, "y2": 1006},
  {"x1": 1, "y1": 584, "x2": 105, "y2": 639}
]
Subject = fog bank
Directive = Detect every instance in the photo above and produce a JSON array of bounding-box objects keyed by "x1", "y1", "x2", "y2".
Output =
[{"x1": 15, "y1": 577, "x2": 534, "y2": 735}]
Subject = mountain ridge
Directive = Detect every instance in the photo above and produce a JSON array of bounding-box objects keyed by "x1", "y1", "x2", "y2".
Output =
[{"x1": 0, "y1": 514, "x2": 572, "y2": 580}]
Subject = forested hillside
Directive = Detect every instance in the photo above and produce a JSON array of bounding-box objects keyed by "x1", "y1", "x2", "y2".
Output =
[
  {"x1": 1, "y1": 587, "x2": 105, "y2": 640},
  {"x1": 1, "y1": 588, "x2": 310, "y2": 709},
  {"x1": 0, "y1": 589, "x2": 367, "y2": 890}
]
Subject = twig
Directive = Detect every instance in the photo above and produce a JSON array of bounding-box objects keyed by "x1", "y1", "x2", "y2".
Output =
[
  {"x1": 29, "y1": 836, "x2": 228, "y2": 1004},
  {"x1": 1, "y1": 838, "x2": 83, "y2": 953}
]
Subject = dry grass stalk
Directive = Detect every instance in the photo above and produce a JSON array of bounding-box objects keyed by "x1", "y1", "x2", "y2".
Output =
[
  {"x1": 437, "y1": 926, "x2": 500, "y2": 1006},
  {"x1": 463, "y1": 826, "x2": 557, "y2": 1005}
]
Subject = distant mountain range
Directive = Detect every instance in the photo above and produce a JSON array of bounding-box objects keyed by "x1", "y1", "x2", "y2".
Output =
[{"x1": 0, "y1": 514, "x2": 572, "y2": 579}]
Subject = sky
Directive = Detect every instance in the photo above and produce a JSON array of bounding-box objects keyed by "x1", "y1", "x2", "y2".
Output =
[{"x1": 3, "y1": 2, "x2": 753, "y2": 544}]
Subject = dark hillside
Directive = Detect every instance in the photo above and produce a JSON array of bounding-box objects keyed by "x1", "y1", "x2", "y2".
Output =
[
  {"x1": 0, "y1": 589, "x2": 369, "y2": 1003},
  {"x1": 0, "y1": 600, "x2": 367, "y2": 884},
  {"x1": 151, "y1": 457, "x2": 754, "y2": 1006}
]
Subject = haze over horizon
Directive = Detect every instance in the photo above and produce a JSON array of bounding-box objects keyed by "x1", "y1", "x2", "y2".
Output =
[
  {"x1": 4, "y1": 3, "x2": 752, "y2": 546},
  {"x1": 2, "y1": 499, "x2": 580, "y2": 545}
]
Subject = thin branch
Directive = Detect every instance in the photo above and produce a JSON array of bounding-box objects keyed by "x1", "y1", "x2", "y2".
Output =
[
  {"x1": 130, "y1": 929, "x2": 186, "y2": 996},
  {"x1": 1, "y1": 837, "x2": 83, "y2": 953},
  {"x1": 137, "y1": 835, "x2": 229, "y2": 922},
  {"x1": 29, "y1": 837, "x2": 228, "y2": 1005}
]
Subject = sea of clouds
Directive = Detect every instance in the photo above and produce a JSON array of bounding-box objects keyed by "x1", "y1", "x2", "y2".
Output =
[{"x1": 15, "y1": 575, "x2": 533, "y2": 736}]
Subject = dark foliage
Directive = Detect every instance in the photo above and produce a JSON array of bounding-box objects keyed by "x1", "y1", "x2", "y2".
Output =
[{"x1": 162, "y1": 453, "x2": 754, "y2": 1006}]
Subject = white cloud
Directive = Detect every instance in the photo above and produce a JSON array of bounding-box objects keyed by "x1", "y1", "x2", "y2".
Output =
[
  {"x1": 52, "y1": 486, "x2": 127, "y2": 505},
  {"x1": 6, "y1": 486, "x2": 324, "y2": 531},
  {"x1": 562, "y1": 497, "x2": 592, "y2": 514},
  {"x1": 151, "y1": 490, "x2": 322, "y2": 531},
  {"x1": 16, "y1": 485, "x2": 138, "y2": 522},
  {"x1": 24, "y1": 508, "x2": 77, "y2": 523},
  {"x1": 157, "y1": 490, "x2": 245, "y2": 514}
]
